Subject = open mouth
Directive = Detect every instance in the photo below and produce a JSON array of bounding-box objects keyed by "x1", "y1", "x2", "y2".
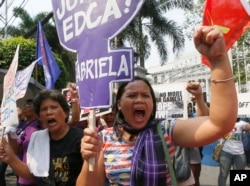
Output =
[
  {"x1": 48, "y1": 119, "x2": 56, "y2": 125},
  {"x1": 133, "y1": 110, "x2": 145, "y2": 122}
]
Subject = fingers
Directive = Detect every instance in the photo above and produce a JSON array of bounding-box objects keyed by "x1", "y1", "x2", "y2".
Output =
[
  {"x1": 186, "y1": 82, "x2": 200, "y2": 92},
  {"x1": 194, "y1": 26, "x2": 223, "y2": 45},
  {"x1": 0, "y1": 138, "x2": 7, "y2": 159},
  {"x1": 201, "y1": 26, "x2": 220, "y2": 45},
  {"x1": 186, "y1": 82, "x2": 203, "y2": 100},
  {"x1": 191, "y1": 96, "x2": 197, "y2": 102},
  {"x1": 69, "y1": 83, "x2": 78, "y2": 98},
  {"x1": 69, "y1": 82, "x2": 77, "y2": 90},
  {"x1": 81, "y1": 128, "x2": 102, "y2": 160}
]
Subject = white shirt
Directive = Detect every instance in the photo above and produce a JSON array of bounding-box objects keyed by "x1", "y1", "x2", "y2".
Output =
[{"x1": 223, "y1": 120, "x2": 249, "y2": 155}]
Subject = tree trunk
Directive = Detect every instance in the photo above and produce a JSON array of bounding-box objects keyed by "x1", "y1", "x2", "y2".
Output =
[{"x1": 138, "y1": 16, "x2": 145, "y2": 68}]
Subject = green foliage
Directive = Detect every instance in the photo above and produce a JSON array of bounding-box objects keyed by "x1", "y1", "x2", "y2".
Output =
[
  {"x1": 113, "y1": 0, "x2": 194, "y2": 67},
  {"x1": 183, "y1": 0, "x2": 205, "y2": 40},
  {"x1": 0, "y1": 37, "x2": 68, "y2": 89},
  {"x1": 0, "y1": 37, "x2": 35, "y2": 70},
  {"x1": 4, "y1": 7, "x2": 76, "y2": 83}
]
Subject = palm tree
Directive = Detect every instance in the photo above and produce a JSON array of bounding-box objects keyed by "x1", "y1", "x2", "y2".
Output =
[
  {"x1": 113, "y1": 0, "x2": 193, "y2": 67},
  {"x1": 6, "y1": 7, "x2": 59, "y2": 49},
  {"x1": 5, "y1": 7, "x2": 76, "y2": 82}
]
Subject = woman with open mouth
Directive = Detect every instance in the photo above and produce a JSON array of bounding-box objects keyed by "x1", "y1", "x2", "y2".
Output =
[
  {"x1": 0, "y1": 89, "x2": 83, "y2": 186},
  {"x1": 76, "y1": 26, "x2": 238, "y2": 186}
]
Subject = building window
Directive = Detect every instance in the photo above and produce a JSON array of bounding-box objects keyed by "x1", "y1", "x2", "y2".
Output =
[
  {"x1": 161, "y1": 75, "x2": 165, "y2": 83},
  {"x1": 154, "y1": 76, "x2": 158, "y2": 84}
]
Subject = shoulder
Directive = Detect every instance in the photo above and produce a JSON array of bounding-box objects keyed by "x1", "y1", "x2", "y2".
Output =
[
  {"x1": 27, "y1": 119, "x2": 42, "y2": 130},
  {"x1": 69, "y1": 125, "x2": 83, "y2": 136},
  {"x1": 31, "y1": 128, "x2": 48, "y2": 137},
  {"x1": 237, "y1": 120, "x2": 249, "y2": 128}
]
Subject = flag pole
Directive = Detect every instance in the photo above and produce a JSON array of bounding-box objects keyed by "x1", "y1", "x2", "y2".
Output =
[{"x1": 35, "y1": 64, "x2": 38, "y2": 81}]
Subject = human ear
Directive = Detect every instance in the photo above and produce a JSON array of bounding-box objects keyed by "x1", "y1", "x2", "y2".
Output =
[{"x1": 117, "y1": 100, "x2": 121, "y2": 110}]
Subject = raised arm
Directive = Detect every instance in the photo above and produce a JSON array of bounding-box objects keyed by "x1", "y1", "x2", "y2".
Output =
[
  {"x1": 0, "y1": 138, "x2": 35, "y2": 181},
  {"x1": 186, "y1": 82, "x2": 209, "y2": 116},
  {"x1": 173, "y1": 26, "x2": 238, "y2": 147},
  {"x1": 67, "y1": 83, "x2": 80, "y2": 125}
]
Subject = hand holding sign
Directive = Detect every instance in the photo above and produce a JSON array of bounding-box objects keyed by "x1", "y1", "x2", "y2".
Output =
[
  {"x1": 51, "y1": 0, "x2": 145, "y2": 171},
  {"x1": 51, "y1": 0, "x2": 145, "y2": 108}
]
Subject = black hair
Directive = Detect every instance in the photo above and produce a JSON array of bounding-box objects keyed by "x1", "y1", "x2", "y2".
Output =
[
  {"x1": 113, "y1": 76, "x2": 157, "y2": 138},
  {"x1": 24, "y1": 99, "x2": 34, "y2": 108},
  {"x1": 236, "y1": 117, "x2": 240, "y2": 122},
  {"x1": 33, "y1": 89, "x2": 70, "y2": 122}
]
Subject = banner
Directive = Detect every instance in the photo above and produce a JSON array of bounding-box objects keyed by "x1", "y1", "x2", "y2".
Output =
[
  {"x1": 152, "y1": 83, "x2": 188, "y2": 120},
  {"x1": 15, "y1": 59, "x2": 40, "y2": 100},
  {"x1": 1, "y1": 45, "x2": 19, "y2": 127},
  {"x1": 238, "y1": 93, "x2": 250, "y2": 118},
  {"x1": 202, "y1": 0, "x2": 250, "y2": 66},
  {"x1": 51, "y1": 0, "x2": 145, "y2": 108},
  {"x1": 36, "y1": 20, "x2": 61, "y2": 89}
]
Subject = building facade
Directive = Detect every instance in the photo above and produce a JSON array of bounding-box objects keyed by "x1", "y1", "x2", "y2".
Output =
[{"x1": 147, "y1": 51, "x2": 211, "y2": 102}]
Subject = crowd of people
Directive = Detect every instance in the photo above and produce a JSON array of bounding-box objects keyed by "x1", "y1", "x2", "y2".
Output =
[{"x1": 0, "y1": 26, "x2": 248, "y2": 186}]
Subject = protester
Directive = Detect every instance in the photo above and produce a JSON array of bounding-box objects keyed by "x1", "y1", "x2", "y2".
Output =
[
  {"x1": 186, "y1": 82, "x2": 209, "y2": 117},
  {"x1": 63, "y1": 82, "x2": 81, "y2": 126},
  {"x1": 100, "y1": 107, "x2": 115, "y2": 128},
  {"x1": 242, "y1": 118, "x2": 250, "y2": 166},
  {"x1": 186, "y1": 82, "x2": 208, "y2": 186},
  {"x1": 76, "y1": 25, "x2": 237, "y2": 186},
  {"x1": 16, "y1": 106, "x2": 26, "y2": 136},
  {"x1": 175, "y1": 146, "x2": 195, "y2": 186},
  {"x1": 0, "y1": 106, "x2": 8, "y2": 186},
  {"x1": 0, "y1": 89, "x2": 83, "y2": 185},
  {"x1": 7, "y1": 99, "x2": 42, "y2": 186},
  {"x1": 218, "y1": 118, "x2": 250, "y2": 186},
  {"x1": 187, "y1": 82, "x2": 250, "y2": 186}
]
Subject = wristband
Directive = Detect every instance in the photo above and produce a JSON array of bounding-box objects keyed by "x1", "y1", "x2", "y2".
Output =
[{"x1": 211, "y1": 77, "x2": 234, "y2": 83}]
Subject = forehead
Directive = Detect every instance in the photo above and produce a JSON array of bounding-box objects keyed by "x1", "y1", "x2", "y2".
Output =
[
  {"x1": 40, "y1": 98, "x2": 58, "y2": 105},
  {"x1": 124, "y1": 80, "x2": 150, "y2": 92}
]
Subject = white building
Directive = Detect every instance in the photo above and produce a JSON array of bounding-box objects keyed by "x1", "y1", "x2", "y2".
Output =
[{"x1": 147, "y1": 51, "x2": 211, "y2": 102}]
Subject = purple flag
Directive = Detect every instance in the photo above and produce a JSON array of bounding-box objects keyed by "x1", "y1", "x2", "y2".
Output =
[{"x1": 36, "y1": 20, "x2": 61, "y2": 89}]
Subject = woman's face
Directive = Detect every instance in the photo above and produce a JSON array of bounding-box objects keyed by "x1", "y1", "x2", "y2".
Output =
[
  {"x1": 39, "y1": 98, "x2": 68, "y2": 133},
  {"x1": 117, "y1": 80, "x2": 154, "y2": 130},
  {"x1": 102, "y1": 111, "x2": 115, "y2": 127}
]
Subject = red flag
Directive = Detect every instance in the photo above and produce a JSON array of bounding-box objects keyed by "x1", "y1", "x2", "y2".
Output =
[{"x1": 202, "y1": 0, "x2": 250, "y2": 66}]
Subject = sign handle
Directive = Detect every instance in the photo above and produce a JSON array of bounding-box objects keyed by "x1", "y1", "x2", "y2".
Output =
[{"x1": 88, "y1": 109, "x2": 96, "y2": 171}]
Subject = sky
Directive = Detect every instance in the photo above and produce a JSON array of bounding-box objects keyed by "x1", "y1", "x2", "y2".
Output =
[{"x1": 4, "y1": 0, "x2": 196, "y2": 68}]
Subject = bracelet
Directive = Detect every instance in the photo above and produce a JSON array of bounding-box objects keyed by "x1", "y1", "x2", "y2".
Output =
[
  {"x1": 211, "y1": 77, "x2": 234, "y2": 83},
  {"x1": 71, "y1": 98, "x2": 79, "y2": 103}
]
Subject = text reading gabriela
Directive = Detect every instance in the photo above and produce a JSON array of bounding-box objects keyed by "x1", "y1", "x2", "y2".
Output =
[{"x1": 76, "y1": 55, "x2": 129, "y2": 81}]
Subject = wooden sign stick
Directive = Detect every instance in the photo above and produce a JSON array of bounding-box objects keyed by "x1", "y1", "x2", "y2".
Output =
[{"x1": 88, "y1": 109, "x2": 96, "y2": 171}]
